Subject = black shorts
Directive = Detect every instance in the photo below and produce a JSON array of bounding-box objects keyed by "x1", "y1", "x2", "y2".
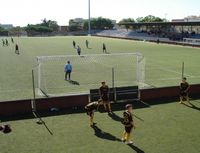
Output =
[
  {"x1": 86, "y1": 109, "x2": 94, "y2": 117},
  {"x1": 102, "y1": 95, "x2": 109, "y2": 102},
  {"x1": 180, "y1": 91, "x2": 188, "y2": 97},
  {"x1": 66, "y1": 70, "x2": 71, "y2": 74},
  {"x1": 125, "y1": 125, "x2": 133, "y2": 133}
]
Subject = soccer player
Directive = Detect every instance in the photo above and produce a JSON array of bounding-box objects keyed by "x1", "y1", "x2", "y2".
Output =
[
  {"x1": 2, "y1": 39, "x2": 5, "y2": 46},
  {"x1": 103, "y1": 43, "x2": 107, "y2": 53},
  {"x1": 0, "y1": 124, "x2": 12, "y2": 134},
  {"x1": 86, "y1": 40, "x2": 89, "y2": 48},
  {"x1": 157, "y1": 39, "x2": 160, "y2": 44},
  {"x1": 85, "y1": 99, "x2": 103, "y2": 126},
  {"x1": 99, "y1": 81, "x2": 112, "y2": 113},
  {"x1": 73, "y1": 40, "x2": 76, "y2": 48},
  {"x1": 15, "y1": 44, "x2": 19, "y2": 55},
  {"x1": 5, "y1": 39, "x2": 9, "y2": 46},
  {"x1": 64, "y1": 61, "x2": 72, "y2": 80},
  {"x1": 77, "y1": 45, "x2": 81, "y2": 56},
  {"x1": 121, "y1": 104, "x2": 136, "y2": 144},
  {"x1": 179, "y1": 77, "x2": 190, "y2": 104},
  {"x1": 11, "y1": 37, "x2": 14, "y2": 43}
]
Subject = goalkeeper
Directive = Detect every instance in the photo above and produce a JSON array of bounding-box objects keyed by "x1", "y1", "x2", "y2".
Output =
[
  {"x1": 85, "y1": 99, "x2": 103, "y2": 126},
  {"x1": 64, "y1": 61, "x2": 72, "y2": 80}
]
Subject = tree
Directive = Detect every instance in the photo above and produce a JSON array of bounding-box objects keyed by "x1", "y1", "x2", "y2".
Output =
[
  {"x1": 25, "y1": 24, "x2": 53, "y2": 34},
  {"x1": 0, "y1": 27, "x2": 8, "y2": 36},
  {"x1": 136, "y1": 15, "x2": 165, "y2": 23},
  {"x1": 0, "y1": 26, "x2": 6, "y2": 32},
  {"x1": 68, "y1": 19, "x2": 82, "y2": 31},
  {"x1": 9, "y1": 26, "x2": 22, "y2": 36},
  {"x1": 41, "y1": 18, "x2": 59, "y2": 31},
  {"x1": 83, "y1": 17, "x2": 114, "y2": 30},
  {"x1": 119, "y1": 18, "x2": 135, "y2": 31},
  {"x1": 25, "y1": 18, "x2": 58, "y2": 35}
]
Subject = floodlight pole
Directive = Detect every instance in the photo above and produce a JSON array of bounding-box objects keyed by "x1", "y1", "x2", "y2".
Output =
[{"x1": 88, "y1": 0, "x2": 91, "y2": 35}]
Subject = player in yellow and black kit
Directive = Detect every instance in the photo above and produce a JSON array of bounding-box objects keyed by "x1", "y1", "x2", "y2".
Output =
[
  {"x1": 99, "y1": 81, "x2": 112, "y2": 113},
  {"x1": 85, "y1": 99, "x2": 103, "y2": 126},
  {"x1": 121, "y1": 104, "x2": 136, "y2": 144},
  {"x1": 180, "y1": 77, "x2": 190, "y2": 104}
]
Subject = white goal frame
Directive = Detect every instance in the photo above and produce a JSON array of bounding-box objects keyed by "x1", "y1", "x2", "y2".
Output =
[{"x1": 36, "y1": 52, "x2": 145, "y2": 96}]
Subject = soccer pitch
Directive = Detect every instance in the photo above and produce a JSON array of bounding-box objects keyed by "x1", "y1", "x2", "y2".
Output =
[
  {"x1": 0, "y1": 36, "x2": 200, "y2": 101},
  {"x1": 1, "y1": 101, "x2": 200, "y2": 153}
]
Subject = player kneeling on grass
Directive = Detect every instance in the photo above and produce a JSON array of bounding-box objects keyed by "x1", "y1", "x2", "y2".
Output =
[
  {"x1": 85, "y1": 99, "x2": 103, "y2": 126},
  {"x1": 121, "y1": 104, "x2": 136, "y2": 144},
  {"x1": 180, "y1": 77, "x2": 190, "y2": 104},
  {"x1": 0, "y1": 124, "x2": 12, "y2": 134}
]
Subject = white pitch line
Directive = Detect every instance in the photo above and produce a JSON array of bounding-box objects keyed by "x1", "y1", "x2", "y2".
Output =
[{"x1": 158, "y1": 67, "x2": 194, "y2": 77}]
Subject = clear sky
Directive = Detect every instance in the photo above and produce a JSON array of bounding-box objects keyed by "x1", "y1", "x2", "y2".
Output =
[{"x1": 0, "y1": 0, "x2": 199, "y2": 26}]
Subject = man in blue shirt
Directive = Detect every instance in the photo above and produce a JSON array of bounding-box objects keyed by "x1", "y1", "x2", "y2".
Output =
[{"x1": 65, "y1": 61, "x2": 72, "y2": 80}]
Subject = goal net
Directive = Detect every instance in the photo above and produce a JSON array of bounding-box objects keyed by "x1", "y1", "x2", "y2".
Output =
[{"x1": 35, "y1": 53, "x2": 145, "y2": 97}]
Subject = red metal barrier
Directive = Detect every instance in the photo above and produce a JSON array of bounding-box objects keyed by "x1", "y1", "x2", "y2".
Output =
[
  {"x1": 0, "y1": 94, "x2": 89, "y2": 116},
  {"x1": 35, "y1": 94, "x2": 89, "y2": 112},
  {"x1": 0, "y1": 85, "x2": 199, "y2": 117},
  {"x1": 0, "y1": 99, "x2": 31, "y2": 116},
  {"x1": 140, "y1": 84, "x2": 200, "y2": 101}
]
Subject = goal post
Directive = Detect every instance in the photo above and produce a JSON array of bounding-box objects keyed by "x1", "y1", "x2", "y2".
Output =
[{"x1": 35, "y1": 53, "x2": 145, "y2": 97}]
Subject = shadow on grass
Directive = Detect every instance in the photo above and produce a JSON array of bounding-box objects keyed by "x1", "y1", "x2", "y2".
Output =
[
  {"x1": 128, "y1": 144, "x2": 145, "y2": 153},
  {"x1": 1, "y1": 100, "x2": 149, "y2": 122},
  {"x1": 92, "y1": 125, "x2": 121, "y2": 141},
  {"x1": 182, "y1": 102, "x2": 200, "y2": 111},
  {"x1": 92, "y1": 125, "x2": 145, "y2": 153},
  {"x1": 68, "y1": 80, "x2": 80, "y2": 86},
  {"x1": 108, "y1": 112, "x2": 123, "y2": 122}
]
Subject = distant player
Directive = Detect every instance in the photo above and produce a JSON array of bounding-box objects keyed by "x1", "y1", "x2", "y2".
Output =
[
  {"x1": 0, "y1": 124, "x2": 12, "y2": 134},
  {"x1": 121, "y1": 104, "x2": 136, "y2": 144},
  {"x1": 157, "y1": 39, "x2": 160, "y2": 44},
  {"x1": 77, "y1": 45, "x2": 81, "y2": 56},
  {"x1": 64, "y1": 61, "x2": 72, "y2": 80},
  {"x1": 85, "y1": 99, "x2": 103, "y2": 126},
  {"x1": 86, "y1": 40, "x2": 89, "y2": 48},
  {"x1": 179, "y1": 77, "x2": 190, "y2": 104},
  {"x1": 11, "y1": 37, "x2": 14, "y2": 43},
  {"x1": 99, "y1": 81, "x2": 112, "y2": 113},
  {"x1": 15, "y1": 44, "x2": 19, "y2": 55},
  {"x1": 2, "y1": 39, "x2": 5, "y2": 46},
  {"x1": 5, "y1": 39, "x2": 9, "y2": 46},
  {"x1": 103, "y1": 43, "x2": 107, "y2": 53},
  {"x1": 73, "y1": 40, "x2": 76, "y2": 48}
]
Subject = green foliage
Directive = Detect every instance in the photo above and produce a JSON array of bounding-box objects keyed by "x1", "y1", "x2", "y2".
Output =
[
  {"x1": 83, "y1": 17, "x2": 114, "y2": 30},
  {"x1": 68, "y1": 19, "x2": 82, "y2": 31},
  {"x1": 0, "y1": 26, "x2": 8, "y2": 36},
  {"x1": 136, "y1": 15, "x2": 165, "y2": 23},
  {"x1": 119, "y1": 18, "x2": 135, "y2": 30},
  {"x1": 41, "y1": 18, "x2": 59, "y2": 31},
  {"x1": 119, "y1": 18, "x2": 135, "y2": 24},
  {"x1": 68, "y1": 24, "x2": 79, "y2": 31},
  {"x1": 25, "y1": 18, "x2": 58, "y2": 33},
  {"x1": 25, "y1": 24, "x2": 53, "y2": 33},
  {"x1": 0, "y1": 26, "x2": 7, "y2": 32}
]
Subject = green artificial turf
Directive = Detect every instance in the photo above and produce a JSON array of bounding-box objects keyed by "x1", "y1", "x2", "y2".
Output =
[
  {"x1": 0, "y1": 36, "x2": 200, "y2": 101},
  {"x1": 1, "y1": 101, "x2": 200, "y2": 153}
]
